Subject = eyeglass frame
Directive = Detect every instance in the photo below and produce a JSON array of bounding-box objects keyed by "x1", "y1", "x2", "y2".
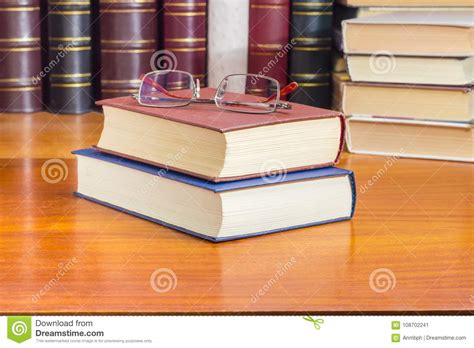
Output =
[{"x1": 132, "y1": 70, "x2": 298, "y2": 114}]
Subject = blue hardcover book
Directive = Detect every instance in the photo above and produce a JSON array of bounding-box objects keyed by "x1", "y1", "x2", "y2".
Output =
[{"x1": 73, "y1": 148, "x2": 356, "y2": 242}]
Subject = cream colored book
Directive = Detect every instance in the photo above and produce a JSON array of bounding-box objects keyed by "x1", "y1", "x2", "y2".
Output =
[
  {"x1": 74, "y1": 149, "x2": 356, "y2": 242},
  {"x1": 346, "y1": 117, "x2": 474, "y2": 162},
  {"x1": 342, "y1": 11, "x2": 474, "y2": 57},
  {"x1": 96, "y1": 91, "x2": 345, "y2": 182},
  {"x1": 332, "y1": 72, "x2": 351, "y2": 112},
  {"x1": 346, "y1": 55, "x2": 473, "y2": 85},
  {"x1": 342, "y1": 83, "x2": 474, "y2": 122}
]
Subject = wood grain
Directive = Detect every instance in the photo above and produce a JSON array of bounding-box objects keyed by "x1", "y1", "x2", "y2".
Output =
[{"x1": 0, "y1": 113, "x2": 473, "y2": 314}]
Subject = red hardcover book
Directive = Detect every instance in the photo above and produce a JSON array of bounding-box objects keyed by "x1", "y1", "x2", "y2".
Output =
[
  {"x1": 162, "y1": 0, "x2": 207, "y2": 86},
  {"x1": 99, "y1": 0, "x2": 158, "y2": 99},
  {"x1": 0, "y1": 0, "x2": 42, "y2": 112},
  {"x1": 94, "y1": 88, "x2": 345, "y2": 182},
  {"x1": 248, "y1": 0, "x2": 290, "y2": 90}
]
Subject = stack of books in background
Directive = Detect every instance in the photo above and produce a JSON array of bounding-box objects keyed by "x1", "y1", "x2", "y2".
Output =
[
  {"x1": 73, "y1": 90, "x2": 356, "y2": 241},
  {"x1": 332, "y1": 0, "x2": 473, "y2": 162},
  {"x1": 0, "y1": 0, "x2": 336, "y2": 114},
  {"x1": 331, "y1": 0, "x2": 474, "y2": 112}
]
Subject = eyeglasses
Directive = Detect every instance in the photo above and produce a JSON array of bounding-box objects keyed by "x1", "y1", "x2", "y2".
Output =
[{"x1": 133, "y1": 70, "x2": 299, "y2": 114}]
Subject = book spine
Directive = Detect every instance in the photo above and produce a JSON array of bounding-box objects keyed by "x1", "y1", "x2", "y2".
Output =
[
  {"x1": 0, "y1": 0, "x2": 42, "y2": 113},
  {"x1": 332, "y1": 3, "x2": 359, "y2": 53},
  {"x1": 47, "y1": 0, "x2": 93, "y2": 114},
  {"x1": 248, "y1": 0, "x2": 290, "y2": 88},
  {"x1": 332, "y1": 3, "x2": 359, "y2": 30},
  {"x1": 289, "y1": 0, "x2": 333, "y2": 108},
  {"x1": 99, "y1": 0, "x2": 158, "y2": 99},
  {"x1": 162, "y1": 0, "x2": 207, "y2": 86},
  {"x1": 207, "y1": 0, "x2": 249, "y2": 88}
]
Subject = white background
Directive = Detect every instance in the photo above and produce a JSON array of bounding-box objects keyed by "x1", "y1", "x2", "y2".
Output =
[{"x1": 1, "y1": 315, "x2": 472, "y2": 347}]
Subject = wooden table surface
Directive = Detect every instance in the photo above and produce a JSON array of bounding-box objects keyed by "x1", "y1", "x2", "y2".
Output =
[{"x1": 0, "y1": 112, "x2": 472, "y2": 314}]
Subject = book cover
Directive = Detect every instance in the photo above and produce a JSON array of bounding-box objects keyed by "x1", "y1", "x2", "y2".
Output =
[
  {"x1": 162, "y1": 0, "x2": 207, "y2": 86},
  {"x1": 346, "y1": 55, "x2": 473, "y2": 86},
  {"x1": 248, "y1": 0, "x2": 290, "y2": 89},
  {"x1": 342, "y1": 11, "x2": 474, "y2": 57},
  {"x1": 0, "y1": 0, "x2": 42, "y2": 113},
  {"x1": 289, "y1": 0, "x2": 333, "y2": 108},
  {"x1": 47, "y1": 0, "x2": 94, "y2": 114},
  {"x1": 342, "y1": 82, "x2": 473, "y2": 122},
  {"x1": 96, "y1": 88, "x2": 345, "y2": 133},
  {"x1": 99, "y1": 0, "x2": 158, "y2": 99},
  {"x1": 95, "y1": 88, "x2": 346, "y2": 182},
  {"x1": 73, "y1": 148, "x2": 356, "y2": 242},
  {"x1": 346, "y1": 116, "x2": 474, "y2": 162}
]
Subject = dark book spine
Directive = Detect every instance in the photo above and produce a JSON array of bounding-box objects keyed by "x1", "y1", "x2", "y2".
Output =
[
  {"x1": 332, "y1": 3, "x2": 359, "y2": 30},
  {"x1": 47, "y1": 0, "x2": 93, "y2": 114},
  {"x1": 0, "y1": 0, "x2": 42, "y2": 113},
  {"x1": 289, "y1": 0, "x2": 333, "y2": 108},
  {"x1": 248, "y1": 0, "x2": 290, "y2": 90},
  {"x1": 99, "y1": 0, "x2": 158, "y2": 99},
  {"x1": 332, "y1": 3, "x2": 360, "y2": 53},
  {"x1": 162, "y1": 0, "x2": 207, "y2": 86}
]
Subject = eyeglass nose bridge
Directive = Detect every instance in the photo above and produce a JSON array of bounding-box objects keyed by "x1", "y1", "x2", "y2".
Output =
[
  {"x1": 277, "y1": 102, "x2": 291, "y2": 110},
  {"x1": 193, "y1": 79, "x2": 201, "y2": 99}
]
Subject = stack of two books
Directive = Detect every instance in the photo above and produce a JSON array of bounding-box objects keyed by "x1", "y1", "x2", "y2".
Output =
[
  {"x1": 341, "y1": 10, "x2": 473, "y2": 162},
  {"x1": 73, "y1": 90, "x2": 356, "y2": 242}
]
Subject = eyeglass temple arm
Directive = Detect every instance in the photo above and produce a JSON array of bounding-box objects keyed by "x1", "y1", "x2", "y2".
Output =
[
  {"x1": 140, "y1": 75, "x2": 191, "y2": 100},
  {"x1": 221, "y1": 100, "x2": 292, "y2": 110},
  {"x1": 262, "y1": 82, "x2": 299, "y2": 103}
]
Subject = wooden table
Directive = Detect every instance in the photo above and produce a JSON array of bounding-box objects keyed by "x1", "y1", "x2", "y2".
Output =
[{"x1": 1, "y1": 113, "x2": 472, "y2": 314}]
